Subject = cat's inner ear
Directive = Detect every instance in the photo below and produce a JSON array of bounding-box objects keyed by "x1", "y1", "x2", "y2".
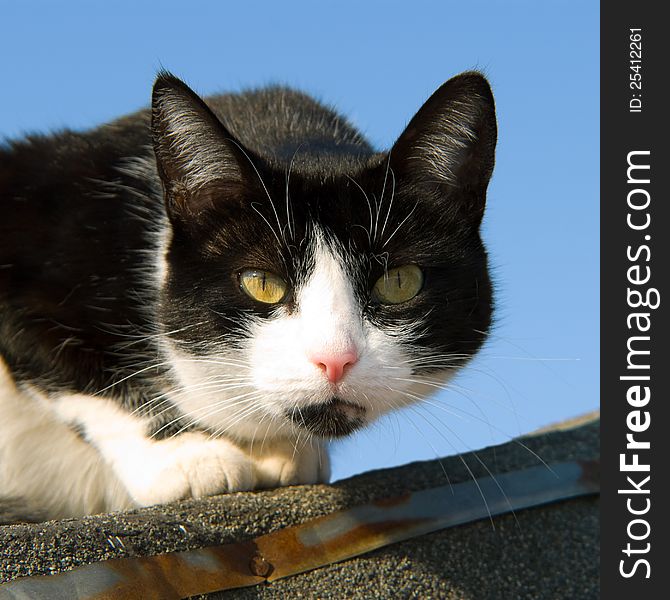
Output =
[
  {"x1": 151, "y1": 73, "x2": 247, "y2": 221},
  {"x1": 390, "y1": 72, "x2": 497, "y2": 197}
]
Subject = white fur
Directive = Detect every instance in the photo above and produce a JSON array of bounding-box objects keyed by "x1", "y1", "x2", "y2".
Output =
[
  {"x1": 0, "y1": 357, "x2": 328, "y2": 517},
  {"x1": 251, "y1": 438, "x2": 330, "y2": 489},
  {"x1": 0, "y1": 360, "x2": 132, "y2": 518},
  {"x1": 165, "y1": 231, "x2": 429, "y2": 442},
  {"x1": 50, "y1": 394, "x2": 257, "y2": 506},
  {"x1": 1, "y1": 231, "x2": 438, "y2": 518}
]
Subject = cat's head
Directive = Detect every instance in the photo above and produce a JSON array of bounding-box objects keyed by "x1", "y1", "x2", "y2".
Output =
[{"x1": 151, "y1": 72, "x2": 496, "y2": 442}]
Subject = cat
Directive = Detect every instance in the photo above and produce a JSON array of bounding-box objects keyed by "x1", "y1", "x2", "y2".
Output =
[{"x1": 0, "y1": 71, "x2": 496, "y2": 519}]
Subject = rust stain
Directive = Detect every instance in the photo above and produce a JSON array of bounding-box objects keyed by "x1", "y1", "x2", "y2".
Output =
[
  {"x1": 249, "y1": 554, "x2": 273, "y2": 578},
  {"x1": 257, "y1": 516, "x2": 431, "y2": 582},
  {"x1": 0, "y1": 459, "x2": 601, "y2": 599},
  {"x1": 372, "y1": 492, "x2": 412, "y2": 508},
  {"x1": 87, "y1": 539, "x2": 264, "y2": 599},
  {"x1": 577, "y1": 459, "x2": 600, "y2": 489}
]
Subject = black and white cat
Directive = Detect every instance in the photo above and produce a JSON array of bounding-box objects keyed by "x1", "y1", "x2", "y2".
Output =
[{"x1": 0, "y1": 72, "x2": 496, "y2": 518}]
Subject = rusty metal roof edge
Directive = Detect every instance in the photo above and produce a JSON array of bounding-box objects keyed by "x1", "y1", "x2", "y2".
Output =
[{"x1": 0, "y1": 459, "x2": 599, "y2": 600}]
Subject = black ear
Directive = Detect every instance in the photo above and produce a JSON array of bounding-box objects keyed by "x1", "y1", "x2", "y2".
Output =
[
  {"x1": 151, "y1": 72, "x2": 247, "y2": 223},
  {"x1": 390, "y1": 72, "x2": 497, "y2": 216}
]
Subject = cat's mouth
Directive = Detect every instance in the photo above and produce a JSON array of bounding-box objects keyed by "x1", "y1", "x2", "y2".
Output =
[{"x1": 288, "y1": 397, "x2": 366, "y2": 438}]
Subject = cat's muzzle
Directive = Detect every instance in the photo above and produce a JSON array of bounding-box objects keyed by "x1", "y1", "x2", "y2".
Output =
[{"x1": 288, "y1": 397, "x2": 366, "y2": 438}]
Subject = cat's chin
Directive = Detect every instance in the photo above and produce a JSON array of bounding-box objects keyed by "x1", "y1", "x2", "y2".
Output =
[{"x1": 287, "y1": 397, "x2": 366, "y2": 438}]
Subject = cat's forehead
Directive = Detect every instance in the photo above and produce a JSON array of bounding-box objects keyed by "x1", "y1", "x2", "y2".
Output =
[
  {"x1": 200, "y1": 158, "x2": 453, "y2": 276},
  {"x1": 265, "y1": 168, "x2": 418, "y2": 252},
  {"x1": 304, "y1": 225, "x2": 364, "y2": 269}
]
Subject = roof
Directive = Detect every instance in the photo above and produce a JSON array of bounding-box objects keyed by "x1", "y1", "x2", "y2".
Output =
[{"x1": 0, "y1": 416, "x2": 599, "y2": 598}]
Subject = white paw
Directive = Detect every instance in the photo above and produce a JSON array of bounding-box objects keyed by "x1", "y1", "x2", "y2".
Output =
[
  {"x1": 118, "y1": 433, "x2": 256, "y2": 507},
  {"x1": 252, "y1": 440, "x2": 330, "y2": 488}
]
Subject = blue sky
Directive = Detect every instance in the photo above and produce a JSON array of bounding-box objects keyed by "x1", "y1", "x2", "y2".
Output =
[{"x1": 1, "y1": 1, "x2": 599, "y2": 480}]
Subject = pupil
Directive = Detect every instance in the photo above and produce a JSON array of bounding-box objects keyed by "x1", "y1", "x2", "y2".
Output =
[{"x1": 396, "y1": 270, "x2": 402, "y2": 289}]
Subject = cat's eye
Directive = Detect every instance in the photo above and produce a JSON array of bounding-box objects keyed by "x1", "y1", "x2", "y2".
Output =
[
  {"x1": 373, "y1": 265, "x2": 424, "y2": 305},
  {"x1": 239, "y1": 269, "x2": 288, "y2": 304}
]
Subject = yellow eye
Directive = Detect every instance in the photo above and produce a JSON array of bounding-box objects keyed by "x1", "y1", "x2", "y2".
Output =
[
  {"x1": 239, "y1": 269, "x2": 288, "y2": 304},
  {"x1": 373, "y1": 265, "x2": 424, "y2": 305}
]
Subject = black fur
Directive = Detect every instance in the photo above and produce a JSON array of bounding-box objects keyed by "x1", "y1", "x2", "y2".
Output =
[
  {"x1": 0, "y1": 72, "x2": 496, "y2": 432},
  {"x1": 288, "y1": 397, "x2": 366, "y2": 438}
]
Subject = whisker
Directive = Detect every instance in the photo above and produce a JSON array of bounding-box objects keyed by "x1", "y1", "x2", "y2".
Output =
[
  {"x1": 207, "y1": 402, "x2": 269, "y2": 440},
  {"x1": 381, "y1": 201, "x2": 418, "y2": 248},
  {"x1": 346, "y1": 175, "x2": 374, "y2": 243},
  {"x1": 285, "y1": 142, "x2": 304, "y2": 242},
  {"x1": 227, "y1": 137, "x2": 289, "y2": 257},
  {"x1": 371, "y1": 394, "x2": 455, "y2": 494},
  {"x1": 379, "y1": 165, "x2": 396, "y2": 243},
  {"x1": 408, "y1": 405, "x2": 499, "y2": 529},
  {"x1": 154, "y1": 390, "x2": 263, "y2": 439}
]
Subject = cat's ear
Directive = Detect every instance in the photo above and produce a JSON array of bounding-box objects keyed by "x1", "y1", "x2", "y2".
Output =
[
  {"x1": 389, "y1": 72, "x2": 497, "y2": 219},
  {"x1": 151, "y1": 72, "x2": 248, "y2": 224}
]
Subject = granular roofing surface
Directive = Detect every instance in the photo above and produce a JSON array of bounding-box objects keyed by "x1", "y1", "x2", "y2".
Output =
[{"x1": 0, "y1": 416, "x2": 599, "y2": 599}]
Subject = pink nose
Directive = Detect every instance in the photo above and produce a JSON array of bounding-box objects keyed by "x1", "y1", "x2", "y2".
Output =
[{"x1": 309, "y1": 350, "x2": 358, "y2": 384}]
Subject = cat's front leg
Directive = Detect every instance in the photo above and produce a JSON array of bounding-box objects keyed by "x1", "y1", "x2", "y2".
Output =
[
  {"x1": 249, "y1": 439, "x2": 331, "y2": 489},
  {"x1": 52, "y1": 395, "x2": 256, "y2": 508}
]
